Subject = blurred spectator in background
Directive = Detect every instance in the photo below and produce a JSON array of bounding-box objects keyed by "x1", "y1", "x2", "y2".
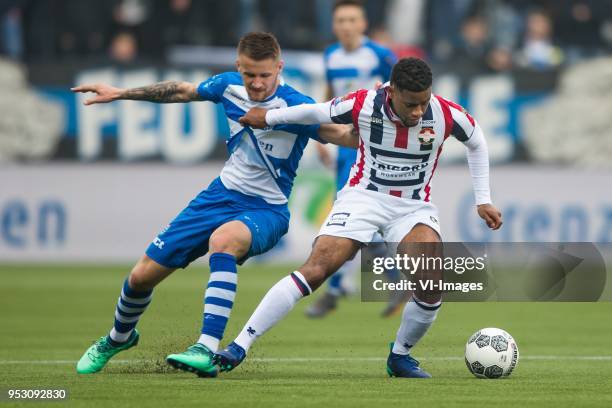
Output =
[
  {"x1": 108, "y1": 0, "x2": 150, "y2": 60},
  {"x1": 427, "y1": 0, "x2": 475, "y2": 62},
  {"x1": 451, "y1": 13, "x2": 513, "y2": 73},
  {"x1": 486, "y1": 46, "x2": 513, "y2": 72},
  {"x1": 362, "y1": 0, "x2": 389, "y2": 32},
  {"x1": 517, "y1": 9, "x2": 562, "y2": 70},
  {"x1": 112, "y1": 0, "x2": 151, "y2": 30},
  {"x1": 199, "y1": 0, "x2": 242, "y2": 47},
  {"x1": 19, "y1": 1, "x2": 56, "y2": 62},
  {"x1": 259, "y1": 0, "x2": 319, "y2": 49},
  {"x1": 482, "y1": 0, "x2": 522, "y2": 51},
  {"x1": 108, "y1": 31, "x2": 139, "y2": 63},
  {"x1": 476, "y1": 0, "x2": 522, "y2": 72},
  {"x1": 366, "y1": 0, "x2": 426, "y2": 60},
  {"x1": 56, "y1": 0, "x2": 113, "y2": 60},
  {"x1": 0, "y1": 6, "x2": 23, "y2": 59},
  {"x1": 552, "y1": 0, "x2": 612, "y2": 62},
  {"x1": 20, "y1": 0, "x2": 113, "y2": 62},
  {"x1": 452, "y1": 14, "x2": 490, "y2": 70},
  {"x1": 142, "y1": 0, "x2": 210, "y2": 59},
  {"x1": 385, "y1": 0, "x2": 425, "y2": 49},
  {"x1": 2, "y1": 0, "x2": 611, "y2": 66},
  {"x1": 369, "y1": 26, "x2": 425, "y2": 60}
]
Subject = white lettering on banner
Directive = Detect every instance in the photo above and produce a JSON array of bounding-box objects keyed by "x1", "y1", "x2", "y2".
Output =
[
  {"x1": 457, "y1": 191, "x2": 612, "y2": 243},
  {"x1": 0, "y1": 199, "x2": 67, "y2": 248},
  {"x1": 434, "y1": 75, "x2": 514, "y2": 165},
  {"x1": 75, "y1": 69, "x2": 215, "y2": 163},
  {"x1": 470, "y1": 76, "x2": 514, "y2": 161},
  {"x1": 162, "y1": 71, "x2": 216, "y2": 163}
]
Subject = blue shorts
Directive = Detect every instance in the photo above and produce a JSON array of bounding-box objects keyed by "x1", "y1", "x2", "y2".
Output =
[{"x1": 146, "y1": 177, "x2": 290, "y2": 268}]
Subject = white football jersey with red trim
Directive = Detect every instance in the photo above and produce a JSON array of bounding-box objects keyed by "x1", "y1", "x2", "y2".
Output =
[{"x1": 328, "y1": 87, "x2": 477, "y2": 202}]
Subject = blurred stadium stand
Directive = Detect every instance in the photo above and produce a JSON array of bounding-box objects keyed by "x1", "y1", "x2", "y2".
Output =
[{"x1": 0, "y1": 0, "x2": 611, "y2": 164}]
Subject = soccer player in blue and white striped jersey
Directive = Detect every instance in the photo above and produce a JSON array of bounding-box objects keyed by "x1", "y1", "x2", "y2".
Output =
[{"x1": 71, "y1": 32, "x2": 355, "y2": 377}]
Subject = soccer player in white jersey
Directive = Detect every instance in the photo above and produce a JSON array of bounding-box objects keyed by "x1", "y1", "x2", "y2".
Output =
[
  {"x1": 215, "y1": 57, "x2": 503, "y2": 378},
  {"x1": 307, "y1": 0, "x2": 400, "y2": 318},
  {"x1": 70, "y1": 32, "x2": 355, "y2": 377}
]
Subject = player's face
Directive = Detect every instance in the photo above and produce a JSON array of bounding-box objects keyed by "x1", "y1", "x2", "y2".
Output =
[
  {"x1": 236, "y1": 54, "x2": 283, "y2": 101},
  {"x1": 388, "y1": 86, "x2": 432, "y2": 127},
  {"x1": 333, "y1": 5, "x2": 367, "y2": 48}
]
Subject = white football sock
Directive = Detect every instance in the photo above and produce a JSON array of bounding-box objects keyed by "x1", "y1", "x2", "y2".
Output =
[
  {"x1": 392, "y1": 296, "x2": 441, "y2": 355},
  {"x1": 197, "y1": 334, "x2": 220, "y2": 352},
  {"x1": 234, "y1": 271, "x2": 311, "y2": 352}
]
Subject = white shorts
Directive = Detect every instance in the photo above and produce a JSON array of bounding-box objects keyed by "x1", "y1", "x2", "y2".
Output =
[{"x1": 317, "y1": 187, "x2": 441, "y2": 243}]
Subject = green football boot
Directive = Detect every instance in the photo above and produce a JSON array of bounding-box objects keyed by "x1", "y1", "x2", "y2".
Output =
[
  {"x1": 76, "y1": 330, "x2": 140, "y2": 374},
  {"x1": 166, "y1": 343, "x2": 218, "y2": 377}
]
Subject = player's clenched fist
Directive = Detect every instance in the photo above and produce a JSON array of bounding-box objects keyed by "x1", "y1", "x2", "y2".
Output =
[
  {"x1": 71, "y1": 83, "x2": 123, "y2": 105},
  {"x1": 239, "y1": 107, "x2": 269, "y2": 128},
  {"x1": 477, "y1": 204, "x2": 503, "y2": 230}
]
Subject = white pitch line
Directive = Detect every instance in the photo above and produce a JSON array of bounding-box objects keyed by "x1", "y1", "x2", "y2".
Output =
[{"x1": 1, "y1": 356, "x2": 612, "y2": 365}]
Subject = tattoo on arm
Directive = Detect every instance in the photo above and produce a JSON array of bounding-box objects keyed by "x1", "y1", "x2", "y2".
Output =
[{"x1": 120, "y1": 81, "x2": 197, "y2": 103}]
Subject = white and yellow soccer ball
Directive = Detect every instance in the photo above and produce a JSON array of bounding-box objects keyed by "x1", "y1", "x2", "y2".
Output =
[{"x1": 465, "y1": 327, "x2": 519, "y2": 379}]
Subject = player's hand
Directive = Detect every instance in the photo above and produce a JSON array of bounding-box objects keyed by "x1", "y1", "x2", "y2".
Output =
[
  {"x1": 239, "y1": 107, "x2": 268, "y2": 129},
  {"x1": 71, "y1": 83, "x2": 123, "y2": 105},
  {"x1": 477, "y1": 204, "x2": 502, "y2": 230},
  {"x1": 374, "y1": 81, "x2": 384, "y2": 90}
]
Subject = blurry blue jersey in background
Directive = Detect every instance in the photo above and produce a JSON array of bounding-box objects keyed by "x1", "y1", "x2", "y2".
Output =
[{"x1": 324, "y1": 37, "x2": 396, "y2": 191}]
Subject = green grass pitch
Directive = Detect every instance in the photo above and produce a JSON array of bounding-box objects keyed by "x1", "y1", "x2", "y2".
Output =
[{"x1": 1, "y1": 264, "x2": 611, "y2": 407}]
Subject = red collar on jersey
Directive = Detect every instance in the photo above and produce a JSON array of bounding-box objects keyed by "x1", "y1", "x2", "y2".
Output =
[{"x1": 382, "y1": 87, "x2": 407, "y2": 127}]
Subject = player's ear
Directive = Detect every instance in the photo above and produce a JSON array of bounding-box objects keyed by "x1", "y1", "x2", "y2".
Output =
[
  {"x1": 235, "y1": 59, "x2": 241, "y2": 72},
  {"x1": 387, "y1": 85, "x2": 395, "y2": 99},
  {"x1": 277, "y1": 59, "x2": 284, "y2": 73}
]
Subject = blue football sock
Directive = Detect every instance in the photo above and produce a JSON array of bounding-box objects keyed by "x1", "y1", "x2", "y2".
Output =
[
  {"x1": 327, "y1": 272, "x2": 343, "y2": 296},
  {"x1": 109, "y1": 278, "x2": 153, "y2": 345},
  {"x1": 198, "y1": 253, "x2": 238, "y2": 352}
]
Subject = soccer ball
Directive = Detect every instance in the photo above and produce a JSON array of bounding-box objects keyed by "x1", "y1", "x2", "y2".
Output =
[{"x1": 464, "y1": 327, "x2": 519, "y2": 379}]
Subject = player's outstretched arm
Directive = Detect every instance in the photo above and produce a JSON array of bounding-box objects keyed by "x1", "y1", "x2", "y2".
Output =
[
  {"x1": 240, "y1": 102, "x2": 336, "y2": 129},
  {"x1": 238, "y1": 106, "x2": 356, "y2": 147},
  {"x1": 71, "y1": 81, "x2": 201, "y2": 105}
]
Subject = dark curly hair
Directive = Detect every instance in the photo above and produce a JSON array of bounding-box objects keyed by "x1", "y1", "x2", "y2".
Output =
[{"x1": 390, "y1": 58, "x2": 432, "y2": 92}]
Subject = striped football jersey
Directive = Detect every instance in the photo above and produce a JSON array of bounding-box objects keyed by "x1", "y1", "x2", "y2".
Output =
[{"x1": 328, "y1": 87, "x2": 477, "y2": 202}]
